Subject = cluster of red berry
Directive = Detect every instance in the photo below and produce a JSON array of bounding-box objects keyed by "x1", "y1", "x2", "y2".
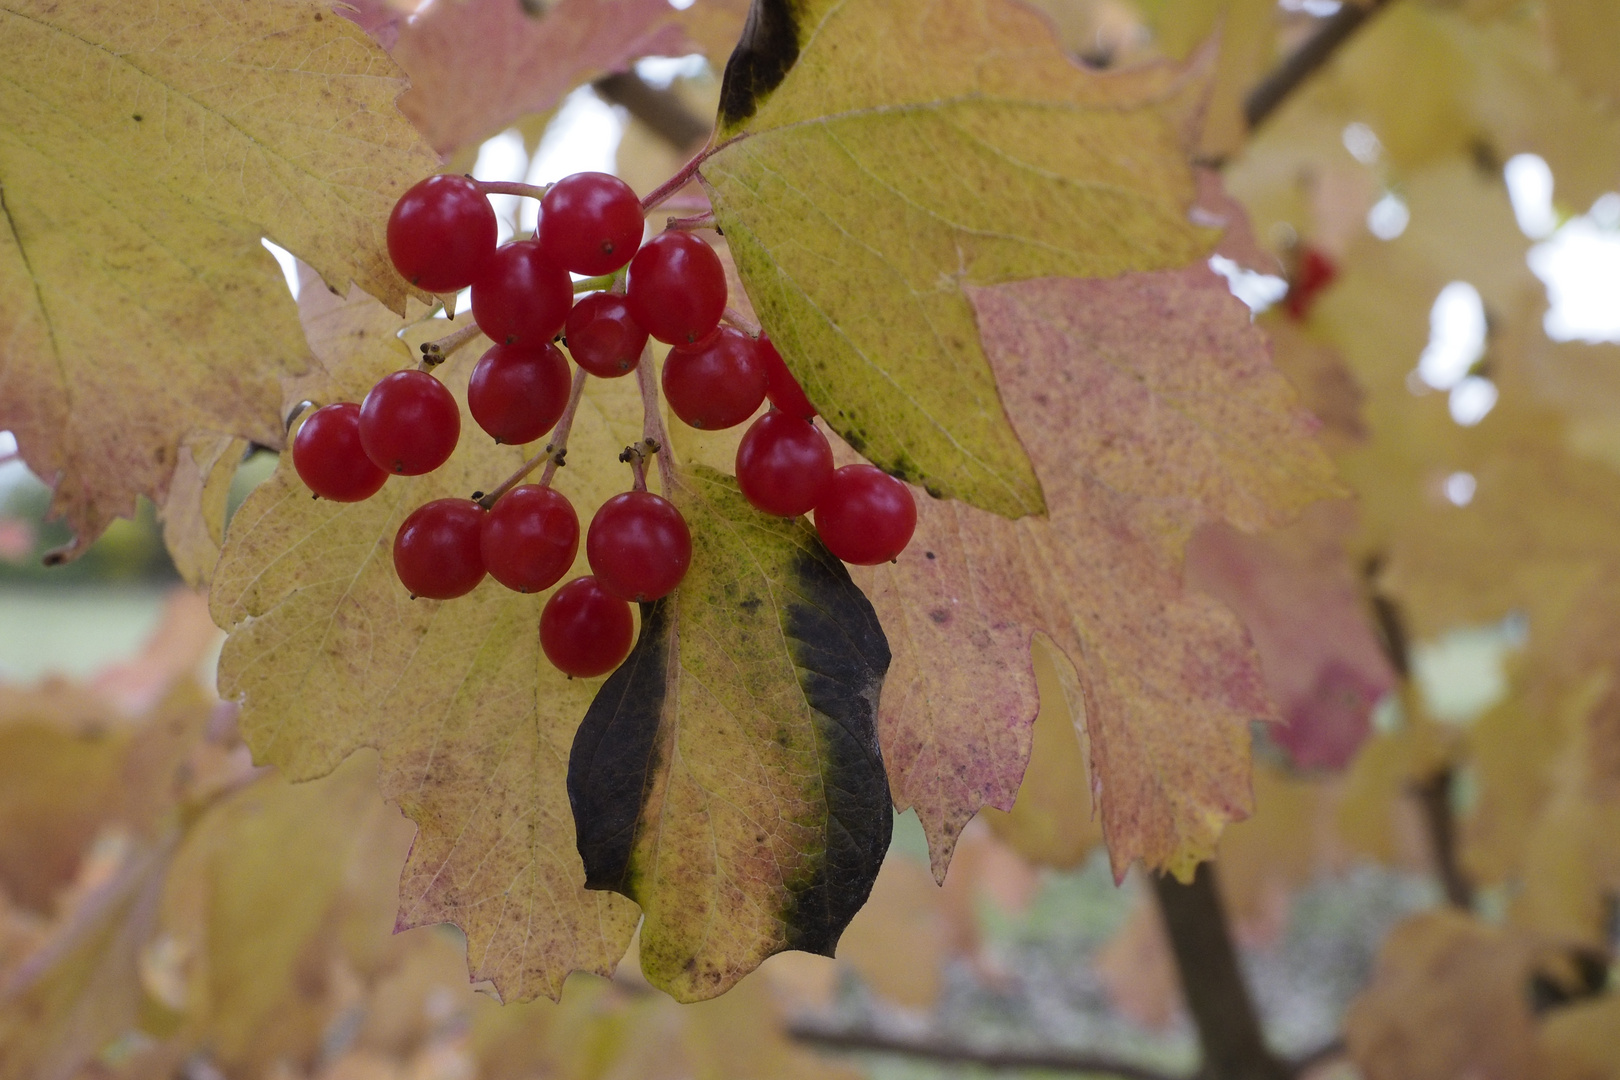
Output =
[{"x1": 291, "y1": 170, "x2": 916, "y2": 679}]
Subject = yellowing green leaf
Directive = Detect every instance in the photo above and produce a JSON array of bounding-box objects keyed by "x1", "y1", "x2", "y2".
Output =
[
  {"x1": 213, "y1": 284, "x2": 641, "y2": 1003},
  {"x1": 0, "y1": 0, "x2": 438, "y2": 554},
  {"x1": 703, "y1": 0, "x2": 1215, "y2": 518},
  {"x1": 569, "y1": 466, "x2": 891, "y2": 1001}
]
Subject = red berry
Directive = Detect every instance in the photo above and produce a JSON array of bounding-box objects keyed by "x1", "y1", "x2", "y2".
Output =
[
  {"x1": 539, "y1": 172, "x2": 645, "y2": 276},
  {"x1": 735, "y1": 412, "x2": 833, "y2": 517},
  {"x1": 662, "y1": 327, "x2": 768, "y2": 430},
  {"x1": 471, "y1": 240, "x2": 573, "y2": 346},
  {"x1": 565, "y1": 293, "x2": 648, "y2": 378},
  {"x1": 758, "y1": 336, "x2": 816, "y2": 419},
  {"x1": 387, "y1": 175, "x2": 498, "y2": 293},
  {"x1": 467, "y1": 341, "x2": 571, "y2": 445},
  {"x1": 813, "y1": 464, "x2": 917, "y2": 565},
  {"x1": 626, "y1": 231, "x2": 727, "y2": 345},
  {"x1": 394, "y1": 499, "x2": 487, "y2": 599},
  {"x1": 481, "y1": 485, "x2": 579, "y2": 594},
  {"x1": 359, "y1": 370, "x2": 460, "y2": 476},
  {"x1": 541, "y1": 576, "x2": 635, "y2": 678},
  {"x1": 586, "y1": 491, "x2": 692, "y2": 602},
  {"x1": 1285, "y1": 246, "x2": 1338, "y2": 320},
  {"x1": 293, "y1": 402, "x2": 388, "y2": 502}
]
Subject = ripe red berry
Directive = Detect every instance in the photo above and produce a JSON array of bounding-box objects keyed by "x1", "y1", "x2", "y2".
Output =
[
  {"x1": 393, "y1": 498, "x2": 487, "y2": 599},
  {"x1": 541, "y1": 576, "x2": 635, "y2": 678},
  {"x1": 586, "y1": 491, "x2": 692, "y2": 602},
  {"x1": 539, "y1": 172, "x2": 645, "y2": 276},
  {"x1": 735, "y1": 412, "x2": 833, "y2": 517},
  {"x1": 662, "y1": 327, "x2": 768, "y2": 430},
  {"x1": 757, "y1": 336, "x2": 816, "y2": 419},
  {"x1": 471, "y1": 240, "x2": 573, "y2": 346},
  {"x1": 293, "y1": 402, "x2": 388, "y2": 502},
  {"x1": 467, "y1": 341, "x2": 571, "y2": 445},
  {"x1": 387, "y1": 175, "x2": 498, "y2": 293},
  {"x1": 813, "y1": 464, "x2": 917, "y2": 565},
  {"x1": 565, "y1": 292, "x2": 648, "y2": 378},
  {"x1": 626, "y1": 231, "x2": 727, "y2": 345},
  {"x1": 480, "y1": 485, "x2": 579, "y2": 594},
  {"x1": 359, "y1": 370, "x2": 460, "y2": 476}
]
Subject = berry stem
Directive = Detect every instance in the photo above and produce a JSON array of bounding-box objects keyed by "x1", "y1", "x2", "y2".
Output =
[
  {"x1": 664, "y1": 211, "x2": 716, "y2": 232},
  {"x1": 572, "y1": 273, "x2": 618, "y2": 295},
  {"x1": 475, "y1": 365, "x2": 589, "y2": 508},
  {"x1": 417, "y1": 322, "x2": 483, "y2": 370},
  {"x1": 721, "y1": 306, "x2": 760, "y2": 337},
  {"x1": 635, "y1": 343, "x2": 677, "y2": 494},
  {"x1": 472, "y1": 179, "x2": 552, "y2": 200},
  {"x1": 638, "y1": 135, "x2": 742, "y2": 213}
]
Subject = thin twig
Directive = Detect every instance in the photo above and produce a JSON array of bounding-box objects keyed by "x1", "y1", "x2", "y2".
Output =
[
  {"x1": 472, "y1": 179, "x2": 552, "y2": 200},
  {"x1": 1411, "y1": 768, "x2": 1474, "y2": 909},
  {"x1": 1244, "y1": 0, "x2": 1394, "y2": 131},
  {"x1": 635, "y1": 345, "x2": 675, "y2": 494},
  {"x1": 475, "y1": 367, "x2": 588, "y2": 508},
  {"x1": 721, "y1": 306, "x2": 760, "y2": 337},
  {"x1": 785, "y1": 1021, "x2": 1183, "y2": 1080},
  {"x1": 418, "y1": 323, "x2": 482, "y2": 370},
  {"x1": 664, "y1": 211, "x2": 716, "y2": 232}
]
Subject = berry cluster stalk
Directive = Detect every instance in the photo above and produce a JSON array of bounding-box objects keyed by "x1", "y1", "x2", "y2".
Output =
[
  {"x1": 475, "y1": 365, "x2": 589, "y2": 509},
  {"x1": 635, "y1": 343, "x2": 676, "y2": 495}
]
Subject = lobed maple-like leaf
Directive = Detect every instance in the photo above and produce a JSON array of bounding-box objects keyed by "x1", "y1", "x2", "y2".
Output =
[
  {"x1": 702, "y1": 0, "x2": 1216, "y2": 519},
  {"x1": 212, "y1": 282, "x2": 641, "y2": 1003},
  {"x1": 0, "y1": 0, "x2": 439, "y2": 554},
  {"x1": 863, "y1": 265, "x2": 1341, "y2": 880},
  {"x1": 569, "y1": 466, "x2": 891, "y2": 1000}
]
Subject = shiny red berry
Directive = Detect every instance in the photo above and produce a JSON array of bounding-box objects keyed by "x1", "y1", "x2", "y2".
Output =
[
  {"x1": 467, "y1": 341, "x2": 571, "y2": 445},
  {"x1": 626, "y1": 231, "x2": 727, "y2": 345},
  {"x1": 586, "y1": 491, "x2": 692, "y2": 602},
  {"x1": 541, "y1": 576, "x2": 635, "y2": 678},
  {"x1": 565, "y1": 292, "x2": 648, "y2": 378},
  {"x1": 662, "y1": 327, "x2": 768, "y2": 430},
  {"x1": 359, "y1": 370, "x2": 460, "y2": 476},
  {"x1": 735, "y1": 412, "x2": 834, "y2": 518},
  {"x1": 481, "y1": 485, "x2": 579, "y2": 594},
  {"x1": 386, "y1": 175, "x2": 498, "y2": 293},
  {"x1": 293, "y1": 402, "x2": 388, "y2": 502},
  {"x1": 471, "y1": 240, "x2": 572, "y2": 346},
  {"x1": 813, "y1": 464, "x2": 917, "y2": 565},
  {"x1": 758, "y1": 336, "x2": 816, "y2": 419},
  {"x1": 393, "y1": 498, "x2": 487, "y2": 599},
  {"x1": 539, "y1": 172, "x2": 645, "y2": 276}
]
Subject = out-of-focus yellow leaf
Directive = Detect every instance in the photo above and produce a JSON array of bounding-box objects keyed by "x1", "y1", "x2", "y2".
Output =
[
  {"x1": 159, "y1": 436, "x2": 247, "y2": 589},
  {"x1": 0, "y1": 0, "x2": 438, "y2": 553}
]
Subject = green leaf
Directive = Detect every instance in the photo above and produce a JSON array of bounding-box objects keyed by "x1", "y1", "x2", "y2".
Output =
[
  {"x1": 569, "y1": 466, "x2": 892, "y2": 1001},
  {"x1": 702, "y1": 0, "x2": 1214, "y2": 518}
]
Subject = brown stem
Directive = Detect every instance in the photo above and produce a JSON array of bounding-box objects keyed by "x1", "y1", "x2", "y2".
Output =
[
  {"x1": 1244, "y1": 0, "x2": 1394, "y2": 132},
  {"x1": 1152, "y1": 863, "x2": 1291, "y2": 1080},
  {"x1": 472, "y1": 179, "x2": 551, "y2": 200},
  {"x1": 785, "y1": 1020, "x2": 1183, "y2": 1080},
  {"x1": 475, "y1": 367, "x2": 588, "y2": 508},
  {"x1": 593, "y1": 71, "x2": 712, "y2": 151},
  {"x1": 417, "y1": 322, "x2": 482, "y2": 370},
  {"x1": 721, "y1": 306, "x2": 760, "y2": 337},
  {"x1": 1411, "y1": 768, "x2": 1474, "y2": 909},
  {"x1": 664, "y1": 211, "x2": 716, "y2": 232},
  {"x1": 635, "y1": 344, "x2": 676, "y2": 494}
]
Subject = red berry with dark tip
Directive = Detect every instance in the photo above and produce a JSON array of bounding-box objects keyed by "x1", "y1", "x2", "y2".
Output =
[
  {"x1": 813, "y1": 464, "x2": 917, "y2": 565},
  {"x1": 758, "y1": 336, "x2": 816, "y2": 419},
  {"x1": 393, "y1": 499, "x2": 487, "y2": 599},
  {"x1": 387, "y1": 175, "x2": 498, "y2": 293},
  {"x1": 471, "y1": 240, "x2": 573, "y2": 346},
  {"x1": 539, "y1": 172, "x2": 645, "y2": 276},
  {"x1": 565, "y1": 292, "x2": 648, "y2": 378},
  {"x1": 467, "y1": 341, "x2": 571, "y2": 445},
  {"x1": 541, "y1": 576, "x2": 635, "y2": 678},
  {"x1": 626, "y1": 231, "x2": 727, "y2": 345},
  {"x1": 586, "y1": 491, "x2": 692, "y2": 602},
  {"x1": 662, "y1": 327, "x2": 767, "y2": 430},
  {"x1": 481, "y1": 485, "x2": 579, "y2": 594},
  {"x1": 359, "y1": 370, "x2": 460, "y2": 476},
  {"x1": 735, "y1": 411, "x2": 833, "y2": 517},
  {"x1": 293, "y1": 402, "x2": 388, "y2": 502}
]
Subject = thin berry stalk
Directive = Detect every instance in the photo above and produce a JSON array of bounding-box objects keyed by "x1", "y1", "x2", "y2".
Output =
[
  {"x1": 635, "y1": 343, "x2": 676, "y2": 494},
  {"x1": 473, "y1": 179, "x2": 552, "y2": 200},
  {"x1": 475, "y1": 365, "x2": 589, "y2": 508},
  {"x1": 573, "y1": 273, "x2": 619, "y2": 295},
  {"x1": 663, "y1": 211, "x2": 716, "y2": 232},
  {"x1": 721, "y1": 306, "x2": 760, "y2": 337},
  {"x1": 417, "y1": 322, "x2": 483, "y2": 370},
  {"x1": 638, "y1": 136, "x2": 742, "y2": 213}
]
